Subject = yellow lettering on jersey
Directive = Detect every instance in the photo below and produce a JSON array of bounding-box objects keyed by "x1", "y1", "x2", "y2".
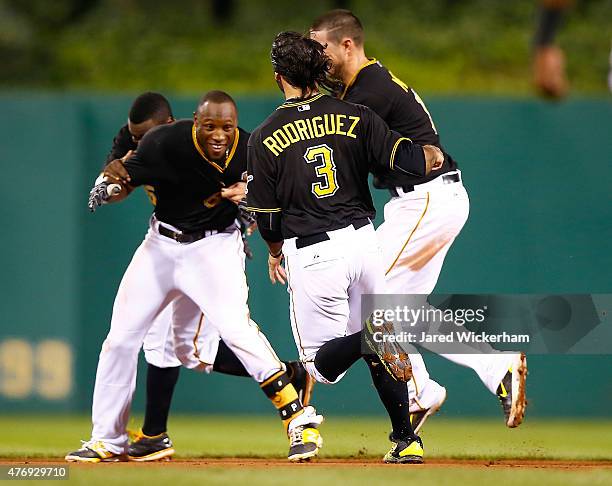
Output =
[
  {"x1": 263, "y1": 136, "x2": 282, "y2": 156},
  {"x1": 323, "y1": 114, "x2": 336, "y2": 135},
  {"x1": 294, "y1": 119, "x2": 312, "y2": 140},
  {"x1": 304, "y1": 144, "x2": 338, "y2": 198},
  {"x1": 311, "y1": 116, "x2": 325, "y2": 137},
  {"x1": 283, "y1": 122, "x2": 300, "y2": 143},
  {"x1": 143, "y1": 185, "x2": 157, "y2": 206},
  {"x1": 346, "y1": 116, "x2": 359, "y2": 138},
  {"x1": 273, "y1": 129, "x2": 290, "y2": 149},
  {"x1": 203, "y1": 192, "x2": 222, "y2": 208},
  {"x1": 336, "y1": 114, "x2": 346, "y2": 136},
  {"x1": 262, "y1": 115, "x2": 361, "y2": 156},
  {"x1": 305, "y1": 118, "x2": 316, "y2": 139}
]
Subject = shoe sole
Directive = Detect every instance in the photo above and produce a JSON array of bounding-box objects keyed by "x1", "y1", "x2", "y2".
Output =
[
  {"x1": 412, "y1": 388, "x2": 447, "y2": 435},
  {"x1": 128, "y1": 447, "x2": 175, "y2": 462},
  {"x1": 364, "y1": 320, "x2": 412, "y2": 382},
  {"x1": 287, "y1": 448, "x2": 320, "y2": 462},
  {"x1": 287, "y1": 436, "x2": 323, "y2": 462},
  {"x1": 384, "y1": 455, "x2": 424, "y2": 464},
  {"x1": 65, "y1": 454, "x2": 125, "y2": 463},
  {"x1": 508, "y1": 353, "x2": 528, "y2": 428}
]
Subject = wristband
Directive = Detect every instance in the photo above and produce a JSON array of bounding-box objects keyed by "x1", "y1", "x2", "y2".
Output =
[{"x1": 269, "y1": 249, "x2": 283, "y2": 258}]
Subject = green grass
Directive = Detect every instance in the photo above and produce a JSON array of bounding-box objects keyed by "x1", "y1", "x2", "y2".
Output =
[
  {"x1": 1, "y1": 0, "x2": 611, "y2": 95},
  {"x1": 2, "y1": 416, "x2": 611, "y2": 485},
  {"x1": 2, "y1": 415, "x2": 611, "y2": 461}
]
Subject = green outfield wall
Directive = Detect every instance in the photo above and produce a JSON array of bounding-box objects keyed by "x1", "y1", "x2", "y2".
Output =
[{"x1": 0, "y1": 94, "x2": 611, "y2": 418}]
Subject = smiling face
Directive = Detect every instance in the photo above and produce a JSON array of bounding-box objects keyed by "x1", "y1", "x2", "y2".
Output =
[{"x1": 193, "y1": 100, "x2": 237, "y2": 161}]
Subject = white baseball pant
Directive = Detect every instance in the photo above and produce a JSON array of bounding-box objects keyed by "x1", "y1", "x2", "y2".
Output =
[
  {"x1": 284, "y1": 222, "x2": 387, "y2": 384},
  {"x1": 377, "y1": 171, "x2": 515, "y2": 410},
  {"x1": 91, "y1": 218, "x2": 283, "y2": 454}
]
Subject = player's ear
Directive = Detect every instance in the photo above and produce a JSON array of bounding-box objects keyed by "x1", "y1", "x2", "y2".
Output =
[
  {"x1": 341, "y1": 38, "x2": 352, "y2": 51},
  {"x1": 274, "y1": 73, "x2": 285, "y2": 94}
]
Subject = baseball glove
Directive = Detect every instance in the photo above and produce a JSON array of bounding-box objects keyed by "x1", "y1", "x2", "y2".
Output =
[{"x1": 88, "y1": 181, "x2": 121, "y2": 212}]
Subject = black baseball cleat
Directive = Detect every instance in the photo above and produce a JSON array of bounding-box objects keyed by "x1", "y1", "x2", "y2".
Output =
[
  {"x1": 286, "y1": 360, "x2": 315, "y2": 406},
  {"x1": 384, "y1": 435, "x2": 424, "y2": 464},
  {"x1": 497, "y1": 353, "x2": 528, "y2": 428},
  {"x1": 128, "y1": 432, "x2": 175, "y2": 462},
  {"x1": 65, "y1": 440, "x2": 125, "y2": 463},
  {"x1": 364, "y1": 317, "x2": 412, "y2": 382}
]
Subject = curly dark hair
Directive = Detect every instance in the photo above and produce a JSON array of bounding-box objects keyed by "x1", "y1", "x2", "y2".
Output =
[{"x1": 270, "y1": 31, "x2": 341, "y2": 95}]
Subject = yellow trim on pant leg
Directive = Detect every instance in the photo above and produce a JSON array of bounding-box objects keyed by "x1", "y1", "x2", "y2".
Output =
[
  {"x1": 192, "y1": 313, "x2": 204, "y2": 360},
  {"x1": 385, "y1": 192, "x2": 430, "y2": 276}
]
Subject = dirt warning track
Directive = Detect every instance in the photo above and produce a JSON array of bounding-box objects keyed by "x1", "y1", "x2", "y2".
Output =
[{"x1": 2, "y1": 457, "x2": 612, "y2": 469}]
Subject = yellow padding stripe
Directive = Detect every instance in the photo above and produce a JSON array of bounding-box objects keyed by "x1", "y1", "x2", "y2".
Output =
[
  {"x1": 245, "y1": 206, "x2": 282, "y2": 213},
  {"x1": 385, "y1": 192, "x2": 430, "y2": 275},
  {"x1": 278, "y1": 93, "x2": 324, "y2": 109},
  {"x1": 271, "y1": 383, "x2": 299, "y2": 409}
]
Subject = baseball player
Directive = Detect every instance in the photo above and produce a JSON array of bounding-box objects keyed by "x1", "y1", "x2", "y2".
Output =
[
  {"x1": 310, "y1": 9, "x2": 527, "y2": 430},
  {"x1": 247, "y1": 31, "x2": 445, "y2": 464},
  {"x1": 66, "y1": 90, "x2": 323, "y2": 463},
  {"x1": 96, "y1": 92, "x2": 314, "y2": 462}
]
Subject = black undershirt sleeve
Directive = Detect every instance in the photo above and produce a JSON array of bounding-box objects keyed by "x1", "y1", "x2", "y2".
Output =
[
  {"x1": 246, "y1": 133, "x2": 283, "y2": 242},
  {"x1": 361, "y1": 106, "x2": 426, "y2": 177},
  {"x1": 104, "y1": 124, "x2": 135, "y2": 167},
  {"x1": 123, "y1": 130, "x2": 166, "y2": 187},
  {"x1": 256, "y1": 213, "x2": 283, "y2": 243}
]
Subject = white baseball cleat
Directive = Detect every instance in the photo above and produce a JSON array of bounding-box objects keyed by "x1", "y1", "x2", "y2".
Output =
[
  {"x1": 287, "y1": 405, "x2": 324, "y2": 462},
  {"x1": 409, "y1": 382, "x2": 447, "y2": 435}
]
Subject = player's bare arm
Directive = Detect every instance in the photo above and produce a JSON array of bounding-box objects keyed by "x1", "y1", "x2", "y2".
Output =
[
  {"x1": 267, "y1": 242, "x2": 286, "y2": 285},
  {"x1": 99, "y1": 156, "x2": 135, "y2": 203},
  {"x1": 221, "y1": 181, "x2": 246, "y2": 204},
  {"x1": 423, "y1": 145, "x2": 444, "y2": 173}
]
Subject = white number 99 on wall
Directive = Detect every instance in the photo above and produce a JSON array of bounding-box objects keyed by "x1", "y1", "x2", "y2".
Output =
[{"x1": 0, "y1": 339, "x2": 72, "y2": 400}]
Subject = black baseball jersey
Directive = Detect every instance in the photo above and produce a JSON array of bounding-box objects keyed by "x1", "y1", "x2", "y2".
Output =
[
  {"x1": 123, "y1": 119, "x2": 248, "y2": 232},
  {"x1": 105, "y1": 124, "x2": 136, "y2": 165},
  {"x1": 246, "y1": 93, "x2": 426, "y2": 238},
  {"x1": 341, "y1": 59, "x2": 458, "y2": 189}
]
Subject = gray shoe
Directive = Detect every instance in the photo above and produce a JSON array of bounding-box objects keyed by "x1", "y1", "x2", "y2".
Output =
[{"x1": 128, "y1": 432, "x2": 175, "y2": 462}]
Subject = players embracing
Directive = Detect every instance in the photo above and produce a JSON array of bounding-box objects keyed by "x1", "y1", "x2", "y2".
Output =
[{"x1": 67, "y1": 91, "x2": 322, "y2": 464}]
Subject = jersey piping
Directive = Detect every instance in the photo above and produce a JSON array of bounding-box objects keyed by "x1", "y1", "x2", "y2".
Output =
[
  {"x1": 191, "y1": 125, "x2": 240, "y2": 173},
  {"x1": 340, "y1": 58, "x2": 378, "y2": 100}
]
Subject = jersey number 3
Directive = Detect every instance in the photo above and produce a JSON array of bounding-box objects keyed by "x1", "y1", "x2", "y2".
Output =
[{"x1": 304, "y1": 144, "x2": 339, "y2": 198}]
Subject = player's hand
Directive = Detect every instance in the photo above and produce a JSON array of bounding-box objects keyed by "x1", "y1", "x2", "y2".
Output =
[
  {"x1": 88, "y1": 181, "x2": 121, "y2": 212},
  {"x1": 268, "y1": 253, "x2": 287, "y2": 285},
  {"x1": 246, "y1": 222, "x2": 257, "y2": 236},
  {"x1": 423, "y1": 145, "x2": 444, "y2": 174},
  {"x1": 221, "y1": 182, "x2": 246, "y2": 205},
  {"x1": 104, "y1": 156, "x2": 131, "y2": 184}
]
